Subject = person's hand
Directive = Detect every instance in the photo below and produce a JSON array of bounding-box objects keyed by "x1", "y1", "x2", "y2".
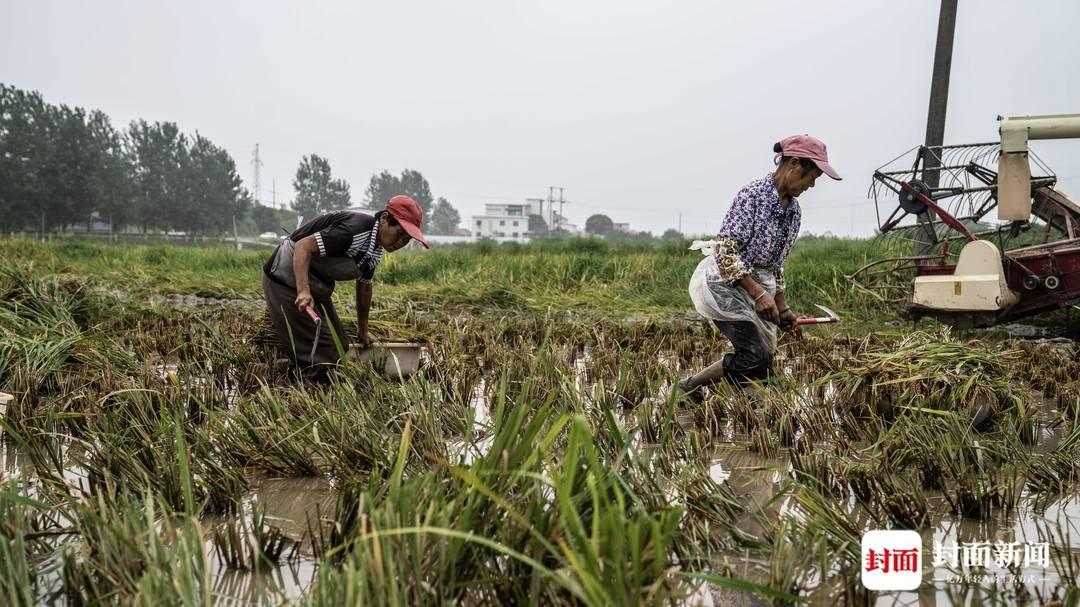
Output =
[
  {"x1": 294, "y1": 290, "x2": 313, "y2": 312},
  {"x1": 355, "y1": 330, "x2": 374, "y2": 348},
  {"x1": 754, "y1": 291, "x2": 780, "y2": 325},
  {"x1": 779, "y1": 308, "x2": 802, "y2": 339}
]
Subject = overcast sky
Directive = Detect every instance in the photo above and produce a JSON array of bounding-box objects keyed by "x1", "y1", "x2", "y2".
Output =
[{"x1": 3, "y1": 0, "x2": 1079, "y2": 236}]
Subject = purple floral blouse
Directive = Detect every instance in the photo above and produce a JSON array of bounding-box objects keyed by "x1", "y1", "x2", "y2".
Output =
[{"x1": 713, "y1": 174, "x2": 800, "y2": 291}]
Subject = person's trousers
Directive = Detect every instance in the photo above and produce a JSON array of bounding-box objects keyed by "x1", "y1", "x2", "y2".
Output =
[
  {"x1": 714, "y1": 320, "x2": 774, "y2": 385},
  {"x1": 262, "y1": 273, "x2": 348, "y2": 382}
]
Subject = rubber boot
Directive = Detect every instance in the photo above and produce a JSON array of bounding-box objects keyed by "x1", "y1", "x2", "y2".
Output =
[
  {"x1": 678, "y1": 359, "x2": 726, "y2": 404},
  {"x1": 676, "y1": 378, "x2": 705, "y2": 404}
]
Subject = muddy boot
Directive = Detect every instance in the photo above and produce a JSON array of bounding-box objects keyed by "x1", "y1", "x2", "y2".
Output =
[
  {"x1": 676, "y1": 378, "x2": 705, "y2": 404},
  {"x1": 681, "y1": 359, "x2": 727, "y2": 404}
]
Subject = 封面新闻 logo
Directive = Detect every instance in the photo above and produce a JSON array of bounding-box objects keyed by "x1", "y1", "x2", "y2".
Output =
[{"x1": 861, "y1": 530, "x2": 923, "y2": 590}]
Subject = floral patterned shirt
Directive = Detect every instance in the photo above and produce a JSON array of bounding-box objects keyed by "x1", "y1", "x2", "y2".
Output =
[{"x1": 712, "y1": 174, "x2": 800, "y2": 291}]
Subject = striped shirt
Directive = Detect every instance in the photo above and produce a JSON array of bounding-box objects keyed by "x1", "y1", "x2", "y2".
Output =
[{"x1": 263, "y1": 211, "x2": 385, "y2": 283}]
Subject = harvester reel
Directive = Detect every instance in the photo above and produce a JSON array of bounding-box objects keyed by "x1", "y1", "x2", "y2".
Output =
[{"x1": 863, "y1": 137, "x2": 1080, "y2": 328}]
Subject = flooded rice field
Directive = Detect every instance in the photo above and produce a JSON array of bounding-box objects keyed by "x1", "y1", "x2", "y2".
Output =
[{"x1": 2, "y1": 268, "x2": 1080, "y2": 605}]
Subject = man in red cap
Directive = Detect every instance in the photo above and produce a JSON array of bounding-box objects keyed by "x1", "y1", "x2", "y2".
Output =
[{"x1": 262, "y1": 195, "x2": 429, "y2": 382}]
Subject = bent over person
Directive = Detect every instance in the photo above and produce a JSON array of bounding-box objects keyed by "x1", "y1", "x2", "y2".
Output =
[
  {"x1": 680, "y1": 134, "x2": 840, "y2": 399},
  {"x1": 262, "y1": 195, "x2": 429, "y2": 382}
]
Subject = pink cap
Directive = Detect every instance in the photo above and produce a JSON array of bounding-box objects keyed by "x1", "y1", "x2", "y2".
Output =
[{"x1": 775, "y1": 134, "x2": 841, "y2": 180}]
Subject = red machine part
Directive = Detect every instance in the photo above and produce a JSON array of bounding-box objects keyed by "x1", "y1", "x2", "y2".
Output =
[{"x1": 903, "y1": 180, "x2": 1080, "y2": 327}]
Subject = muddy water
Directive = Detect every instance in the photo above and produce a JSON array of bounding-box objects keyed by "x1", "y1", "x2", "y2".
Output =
[
  {"x1": 1, "y1": 439, "x2": 330, "y2": 604},
  {"x1": 249, "y1": 394, "x2": 1077, "y2": 604},
  {"x1": 154, "y1": 362, "x2": 243, "y2": 407},
  {"x1": 698, "y1": 395, "x2": 1078, "y2": 605},
  {"x1": 204, "y1": 477, "x2": 333, "y2": 605},
  {"x1": 2, "y1": 436, "x2": 90, "y2": 499},
  {"x1": 703, "y1": 444, "x2": 1080, "y2": 605},
  {"x1": 209, "y1": 561, "x2": 314, "y2": 606},
  {"x1": 453, "y1": 348, "x2": 1080, "y2": 604},
  {"x1": 5, "y1": 345, "x2": 1079, "y2": 605},
  {"x1": 447, "y1": 378, "x2": 494, "y2": 465}
]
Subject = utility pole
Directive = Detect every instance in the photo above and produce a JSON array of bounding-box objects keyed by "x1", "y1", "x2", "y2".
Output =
[
  {"x1": 678, "y1": 213, "x2": 682, "y2": 233},
  {"x1": 924, "y1": 0, "x2": 957, "y2": 189},
  {"x1": 272, "y1": 179, "x2": 277, "y2": 209},
  {"x1": 916, "y1": 0, "x2": 958, "y2": 261},
  {"x1": 251, "y1": 144, "x2": 263, "y2": 206},
  {"x1": 557, "y1": 187, "x2": 565, "y2": 233},
  {"x1": 547, "y1": 186, "x2": 554, "y2": 231}
]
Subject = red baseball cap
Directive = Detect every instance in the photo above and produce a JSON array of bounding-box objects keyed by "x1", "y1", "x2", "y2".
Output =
[
  {"x1": 386, "y1": 195, "x2": 430, "y2": 248},
  {"x1": 775, "y1": 134, "x2": 841, "y2": 180}
]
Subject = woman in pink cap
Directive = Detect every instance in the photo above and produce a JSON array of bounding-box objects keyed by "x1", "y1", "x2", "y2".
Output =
[
  {"x1": 262, "y1": 195, "x2": 429, "y2": 382},
  {"x1": 680, "y1": 135, "x2": 840, "y2": 398}
]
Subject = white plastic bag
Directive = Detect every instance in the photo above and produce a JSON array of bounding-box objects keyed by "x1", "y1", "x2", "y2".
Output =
[{"x1": 688, "y1": 245, "x2": 778, "y2": 354}]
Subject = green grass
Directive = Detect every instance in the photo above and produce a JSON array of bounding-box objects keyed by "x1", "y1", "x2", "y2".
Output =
[{"x1": 0, "y1": 235, "x2": 893, "y2": 323}]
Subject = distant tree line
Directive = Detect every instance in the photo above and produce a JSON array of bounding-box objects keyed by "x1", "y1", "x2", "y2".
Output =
[
  {"x1": 0, "y1": 83, "x2": 250, "y2": 235},
  {"x1": 584, "y1": 213, "x2": 676, "y2": 242},
  {"x1": 289, "y1": 163, "x2": 463, "y2": 235},
  {"x1": 2, "y1": 82, "x2": 487, "y2": 240},
  {"x1": 361, "y1": 169, "x2": 461, "y2": 235},
  {"x1": 0, "y1": 82, "x2": 466, "y2": 237},
  {"x1": 287, "y1": 163, "x2": 462, "y2": 234}
]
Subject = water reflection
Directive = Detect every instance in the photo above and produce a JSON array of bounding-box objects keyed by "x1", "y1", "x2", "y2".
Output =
[
  {"x1": 209, "y1": 557, "x2": 315, "y2": 606},
  {"x1": 704, "y1": 432, "x2": 1080, "y2": 605},
  {"x1": 203, "y1": 476, "x2": 333, "y2": 604},
  {"x1": 244, "y1": 476, "x2": 334, "y2": 548}
]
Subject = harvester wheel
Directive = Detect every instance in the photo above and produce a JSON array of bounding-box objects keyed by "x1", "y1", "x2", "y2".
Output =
[{"x1": 899, "y1": 179, "x2": 931, "y2": 214}]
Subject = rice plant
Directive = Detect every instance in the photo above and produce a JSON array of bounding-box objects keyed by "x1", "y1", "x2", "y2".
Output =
[{"x1": 2, "y1": 241, "x2": 1079, "y2": 604}]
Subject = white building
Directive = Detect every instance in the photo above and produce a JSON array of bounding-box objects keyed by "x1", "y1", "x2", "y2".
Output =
[
  {"x1": 471, "y1": 202, "x2": 531, "y2": 240},
  {"x1": 471, "y1": 198, "x2": 579, "y2": 241}
]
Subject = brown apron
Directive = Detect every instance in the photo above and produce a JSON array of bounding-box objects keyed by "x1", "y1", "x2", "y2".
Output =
[
  {"x1": 263, "y1": 241, "x2": 361, "y2": 381},
  {"x1": 267, "y1": 239, "x2": 365, "y2": 295}
]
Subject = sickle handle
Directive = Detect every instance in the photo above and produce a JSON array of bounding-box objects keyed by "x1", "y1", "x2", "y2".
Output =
[{"x1": 794, "y1": 317, "x2": 838, "y2": 326}]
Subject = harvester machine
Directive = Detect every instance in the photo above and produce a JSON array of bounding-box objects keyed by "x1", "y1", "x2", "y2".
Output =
[{"x1": 852, "y1": 114, "x2": 1080, "y2": 329}]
